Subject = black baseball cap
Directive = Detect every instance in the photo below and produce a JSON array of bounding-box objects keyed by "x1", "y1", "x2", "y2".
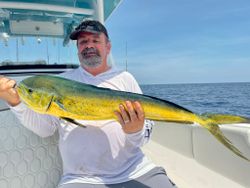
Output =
[{"x1": 70, "y1": 20, "x2": 109, "y2": 40}]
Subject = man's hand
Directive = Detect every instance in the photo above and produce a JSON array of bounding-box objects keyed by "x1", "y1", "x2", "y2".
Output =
[
  {"x1": 0, "y1": 76, "x2": 21, "y2": 106},
  {"x1": 114, "y1": 101, "x2": 145, "y2": 134}
]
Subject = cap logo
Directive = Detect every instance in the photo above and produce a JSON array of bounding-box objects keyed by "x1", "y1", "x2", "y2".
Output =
[{"x1": 85, "y1": 25, "x2": 95, "y2": 31}]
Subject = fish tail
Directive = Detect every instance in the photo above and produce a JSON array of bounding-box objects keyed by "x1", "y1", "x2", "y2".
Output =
[
  {"x1": 201, "y1": 113, "x2": 250, "y2": 125},
  {"x1": 199, "y1": 118, "x2": 250, "y2": 161}
]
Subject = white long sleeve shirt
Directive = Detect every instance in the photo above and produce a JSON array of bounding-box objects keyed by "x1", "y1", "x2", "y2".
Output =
[{"x1": 10, "y1": 66, "x2": 155, "y2": 185}]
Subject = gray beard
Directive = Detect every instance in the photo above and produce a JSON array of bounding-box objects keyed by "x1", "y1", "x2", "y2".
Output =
[{"x1": 80, "y1": 55, "x2": 102, "y2": 68}]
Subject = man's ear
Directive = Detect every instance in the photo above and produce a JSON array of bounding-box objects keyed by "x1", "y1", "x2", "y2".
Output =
[{"x1": 106, "y1": 41, "x2": 111, "y2": 54}]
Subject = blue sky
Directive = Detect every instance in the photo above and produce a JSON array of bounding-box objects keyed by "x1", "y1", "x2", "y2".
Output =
[
  {"x1": 1, "y1": 0, "x2": 250, "y2": 85},
  {"x1": 105, "y1": 0, "x2": 250, "y2": 84}
]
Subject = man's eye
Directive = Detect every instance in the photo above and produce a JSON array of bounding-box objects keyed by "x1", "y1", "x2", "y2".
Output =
[
  {"x1": 93, "y1": 40, "x2": 100, "y2": 43},
  {"x1": 80, "y1": 40, "x2": 88, "y2": 44}
]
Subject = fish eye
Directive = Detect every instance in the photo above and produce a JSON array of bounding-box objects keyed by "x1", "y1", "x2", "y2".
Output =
[{"x1": 28, "y1": 88, "x2": 33, "y2": 93}]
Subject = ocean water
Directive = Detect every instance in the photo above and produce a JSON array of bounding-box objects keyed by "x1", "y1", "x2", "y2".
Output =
[{"x1": 141, "y1": 82, "x2": 250, "y2": 117}]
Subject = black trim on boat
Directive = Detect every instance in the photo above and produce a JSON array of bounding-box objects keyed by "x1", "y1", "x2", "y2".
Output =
[
  {"x1": 0, "y1": 64, "x2": 79, "y2": 71},
  {"x1": 0, "y1": 64, "x2": 79, "y2": 76},
  {"x1": 1, "y1": 71, "x2": 65, "y2": 76}
]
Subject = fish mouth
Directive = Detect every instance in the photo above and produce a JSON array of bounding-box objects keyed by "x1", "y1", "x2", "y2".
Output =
[{"x1": 16, "y1": 83, "x2": 25, "y2": 96}]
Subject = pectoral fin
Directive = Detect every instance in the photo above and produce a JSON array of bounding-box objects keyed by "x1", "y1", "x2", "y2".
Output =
[
  {"x1": 61, "y1": 117, "x2": 86, "y2": 128},
  {"x1": 55, "y1": 99, "x2": 67, "y2": 111}
]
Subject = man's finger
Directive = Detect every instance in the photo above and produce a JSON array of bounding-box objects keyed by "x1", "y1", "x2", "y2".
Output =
[
  {"x1": 125, "y1": 101, "x2": 137, "y2": 122},
  {"x1": 9, "y1": 88, "x2": 18, "y2": 95},
  {"x1": 114, "y1": 111, "x2": 125, "y2": 126},
  {"x1": 0, "y1": 76, "x2": 9, "y2": 86},
  {"x1": 119, "y1": 104, "x2": 130, "y2": 123},
  {"x1": 133, "y1": 101, "x2": 145, "y2": 121},
  {"x1": 0, "y1": 77, "x2": 16, "y2": 90},
  {"x1": 7, "y1": 79, "x2": 17, "y2": 89}
]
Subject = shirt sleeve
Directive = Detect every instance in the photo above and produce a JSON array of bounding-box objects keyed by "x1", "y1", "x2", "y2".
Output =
[
  {"x1": 123, "y1": 72, "x2": 154, "y2": 147},
  {"x1": 9, "y1": 102, "x2": 59, "y2": 138},
  {"x1": 125, "y1": 119, "x2": 154, "y2": 147}
]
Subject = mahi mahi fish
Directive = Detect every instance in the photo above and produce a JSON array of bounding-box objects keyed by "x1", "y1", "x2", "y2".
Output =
[{"x1": 17, "y1": 75, "x2": 250, "y2": 161}]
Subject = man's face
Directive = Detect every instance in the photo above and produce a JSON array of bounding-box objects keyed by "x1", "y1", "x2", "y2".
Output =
[{"x1": 77, "y1": 32, "x2": 111, "y2": 69}]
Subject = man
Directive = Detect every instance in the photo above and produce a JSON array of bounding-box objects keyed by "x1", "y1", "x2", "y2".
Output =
[{"x1": 0, "y1": 20, "x2": 175, "y2": 188}]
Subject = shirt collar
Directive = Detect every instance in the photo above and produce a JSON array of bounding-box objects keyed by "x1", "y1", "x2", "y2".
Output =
[{"x1": 79, "y1": 65, "x2": 119, "y2": 79}]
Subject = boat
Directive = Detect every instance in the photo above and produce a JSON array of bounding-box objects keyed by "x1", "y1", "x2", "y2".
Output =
[{"x1": 0, "y1": 1, "x2": 250, "y2": 187}]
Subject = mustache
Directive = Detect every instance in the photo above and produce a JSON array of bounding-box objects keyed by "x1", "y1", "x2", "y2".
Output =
[{"x1": 81, "y1": 48, "x2": 100, "y2": 57}]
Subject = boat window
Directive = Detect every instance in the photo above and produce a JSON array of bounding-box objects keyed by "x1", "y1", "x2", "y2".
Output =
[{"x1": 0, "y1": 35, "x2": 78, "y2": 66}]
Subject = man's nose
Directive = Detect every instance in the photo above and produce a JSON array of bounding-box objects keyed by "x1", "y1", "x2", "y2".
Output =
[{"x1": 85, "y1": 41, "x2": 95, "y2": 48}]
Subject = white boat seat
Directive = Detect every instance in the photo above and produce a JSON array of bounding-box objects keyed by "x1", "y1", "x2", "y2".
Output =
[
  {"x1": 143, "y1": 122, "x2": 250, "y2": 188},
  {"x1": 0, "y1": 111, "x2": 62, "y2": 188}
]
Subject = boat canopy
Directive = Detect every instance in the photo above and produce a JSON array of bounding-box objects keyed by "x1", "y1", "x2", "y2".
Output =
[
  {"x1": 0, "y1": 0, "x2": 122, "y2": 38},
  {"x1": 0, "y1": 0, "x2": 122, "y2": 74}
]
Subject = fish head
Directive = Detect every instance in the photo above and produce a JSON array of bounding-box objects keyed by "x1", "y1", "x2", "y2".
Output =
[{"x1": 17, "y1": 76, "x2": 56, "y2": 113}]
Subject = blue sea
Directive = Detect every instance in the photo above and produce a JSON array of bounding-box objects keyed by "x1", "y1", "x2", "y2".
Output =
[{"x1": 141, "y1": 82, "x2": 250, "y2": 117}]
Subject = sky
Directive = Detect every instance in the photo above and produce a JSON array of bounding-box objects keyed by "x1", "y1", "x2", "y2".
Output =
[
  {"x1": 1, "y1": 0, "x2": 250, "y2": 85},
  {"x1": 105, "y1": 0, "x2": 250, "y2": 84}
]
